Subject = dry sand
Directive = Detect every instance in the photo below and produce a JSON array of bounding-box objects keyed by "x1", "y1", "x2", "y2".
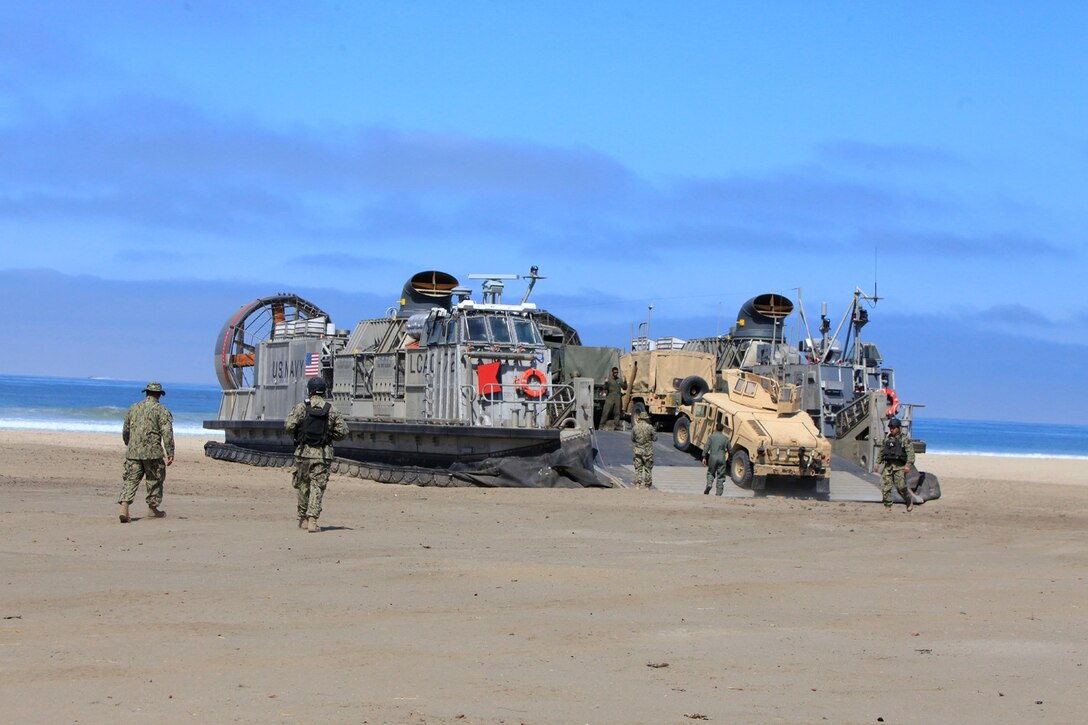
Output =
[{"x1": 0, "y1": 430, "x2": 1085, "y2": 724}]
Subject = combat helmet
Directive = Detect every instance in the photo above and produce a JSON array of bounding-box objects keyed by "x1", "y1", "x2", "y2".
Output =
[
  {"x1": 307, "y1": 377, "x2": 328, "y2": 394},
  {"x1": 888, "y1": 417, "x2": 902, "y2": 429}
]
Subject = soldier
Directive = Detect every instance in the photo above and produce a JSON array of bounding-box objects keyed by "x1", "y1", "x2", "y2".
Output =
[
  {"x1": 877, "y1": 417, "x2": 916, "y2": 512},
  {"x1": 599, "y1": 366, "x2": 628, "y2": 431},
  {"x1": 118, "y1": 381, "x2": 174, "y2": 523},
  {"x1": 702, "y1": 422, "x2": 730, "y2": 496},
  {"x1": 285, "y1": 377, "x2": 348, "y2": 532},
  {"x1": 631, "y1": 410, "x2": 657, "y2": 489}
]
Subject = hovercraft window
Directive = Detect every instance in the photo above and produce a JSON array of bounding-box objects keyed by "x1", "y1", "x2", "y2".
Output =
[
  {"x1": 467, "y1": 317, "x2": 489, "y2": 342},
  {"x1": 427, "y1": 321, "x2": 445, "y2": 346},
  {"x1": 513, "y1": 318, "x2": 541, "y2": 345},
  {"x1": 488, "y1": 316, "x2": 512, "y2": 343}
]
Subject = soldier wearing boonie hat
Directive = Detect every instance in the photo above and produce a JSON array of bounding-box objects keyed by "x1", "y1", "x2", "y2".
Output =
[
  {"x1": 117, "y1": 381, "x2": 174, "y2": 523},
  {"x1": 630, "y1": 409, "x2": 657, "y2": 489}
]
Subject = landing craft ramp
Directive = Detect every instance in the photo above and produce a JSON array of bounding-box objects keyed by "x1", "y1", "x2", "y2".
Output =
[{"x1": 592, "y1": 431, "x2": 939, "y2": 503}]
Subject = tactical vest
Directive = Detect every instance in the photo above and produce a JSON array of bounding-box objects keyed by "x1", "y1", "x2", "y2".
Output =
[
  {"x1": 882, "y1": 435, "x2": 908, "y2": 465},
  {"x1": 299, "y1": 402, "x2": 332, "y2": 446}
]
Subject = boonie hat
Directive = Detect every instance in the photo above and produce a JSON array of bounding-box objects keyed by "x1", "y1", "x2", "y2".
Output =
[{"x1": 143, "y1": 381, "x2": 165, "y2": 395}]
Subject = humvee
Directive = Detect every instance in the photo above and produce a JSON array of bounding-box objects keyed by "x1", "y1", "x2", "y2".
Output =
[{"x1": 673, "y1": 368, "x2": 832, "y2": 492}]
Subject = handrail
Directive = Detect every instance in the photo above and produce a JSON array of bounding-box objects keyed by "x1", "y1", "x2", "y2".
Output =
[{"x1": 460, "y1": 383, "x2": 577, "y2": 429}]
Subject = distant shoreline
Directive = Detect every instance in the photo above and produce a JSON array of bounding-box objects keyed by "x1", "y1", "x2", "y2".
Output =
[
  {"x1": 1, "y1": 429, "x2": 1085, "y2": 488},
  {"x1": 0, "y1": 422, "x2": 1084, "y2": 458}
]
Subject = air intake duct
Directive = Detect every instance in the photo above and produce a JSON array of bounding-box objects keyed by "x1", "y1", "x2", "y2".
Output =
[
  {"x1": 732, "y1": 293, "x2": 794, "y2": 340},
  {"x1": 398, "y1": 271, "x2": 459, "y2": 318}
]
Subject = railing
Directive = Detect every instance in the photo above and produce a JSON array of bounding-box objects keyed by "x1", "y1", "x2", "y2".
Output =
[
  {"x1": 460, "y1": 383, "x2": 578, "y2": 429},
  {"x1": 834, "y1": 394, "x2": 870, "y2": 439}
]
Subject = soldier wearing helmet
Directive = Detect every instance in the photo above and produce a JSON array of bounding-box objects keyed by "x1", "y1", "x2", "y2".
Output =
[
  {"x1": 285, "y1": 375, "x2": 347, "y2": 532},
  {"x1": 877, "y1": 417, "x2": 917, "y2": 512},
  {"x1": 117, "y1": 381, "x2": 174, "y2": 523},
  {"x1": 630, "y1": 409, "x2": 657, "y2": 489}
]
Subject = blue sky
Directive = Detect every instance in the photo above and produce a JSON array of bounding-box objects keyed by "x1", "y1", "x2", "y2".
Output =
[{"x1": 1, "y1": 2, "x2": 1085, "y2": 423}]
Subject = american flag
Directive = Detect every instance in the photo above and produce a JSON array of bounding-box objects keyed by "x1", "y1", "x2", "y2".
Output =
[{"x1": 304, "y1": 352, "x2": 321, "y2": 377}]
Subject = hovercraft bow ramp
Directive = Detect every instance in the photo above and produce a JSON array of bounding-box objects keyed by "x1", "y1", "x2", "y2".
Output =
[{"x1": 592, "y1": 431, "x2": 940, "y2": 503}]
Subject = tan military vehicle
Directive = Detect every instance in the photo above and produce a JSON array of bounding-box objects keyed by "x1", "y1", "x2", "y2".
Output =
[
  {"x1": 619, "y1": 349, "x2": 716, "y2": 425},
  {"x1": 673, "y1": 368, "x2": 832, "y2": 492}
]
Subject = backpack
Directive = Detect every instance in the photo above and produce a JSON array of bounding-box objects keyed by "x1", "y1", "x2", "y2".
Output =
[{"x1": 298, "y1": 402, "x2": 331, "y2": 446}]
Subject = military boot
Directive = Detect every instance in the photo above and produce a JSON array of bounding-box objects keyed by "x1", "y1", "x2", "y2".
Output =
[
  {"x1": 298, "y1": 517, "x2": 306, "y2": 530},
  {"x1": 905, "y1": 498, "x2": 914, "y2": 512},
  {"x1": 119, "y1": 502, "x2": 130, "y2": 524},
  {"x1": 307, "y1": 517, "x2": 318, "y2": 533},
  {"x1": 148, "y1": 504, "x2": 166, "y2": 518}
]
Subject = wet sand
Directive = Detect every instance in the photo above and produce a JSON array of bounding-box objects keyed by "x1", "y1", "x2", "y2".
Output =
[{"x1": 0, "y1": 430, "x2": 1085, "y2": 723}]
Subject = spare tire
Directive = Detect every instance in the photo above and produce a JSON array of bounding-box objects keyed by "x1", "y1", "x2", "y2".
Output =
[{"x1": 678, "y1": 375, "x2": 709, "y2": 405}]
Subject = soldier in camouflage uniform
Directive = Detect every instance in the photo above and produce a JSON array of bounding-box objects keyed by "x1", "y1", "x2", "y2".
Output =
[
  {"x1": 599, "y1": 366, "x2": 628, "y2": 431},
  {"x1": 630, "y1": 410, "x2": 657, "y2": 489},
  {"x1": 877, "y1": 417, "x2": 917, "y2": 512},
  {"x1": 285, "y1": 377, "x2": 348, "y2": 532},
  {"x1": 118, "y1": 381, "x2": 174, "y2": 523},
  {"x1": 702, "y1": 423, "x2": 730, "y2": 496}
]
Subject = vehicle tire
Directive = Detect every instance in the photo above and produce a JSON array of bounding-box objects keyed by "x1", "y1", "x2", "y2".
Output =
[
  {"x1": 678, "y1": 375, "x2": 709, "y2": 405},
  {"x1": 729, "y1": 449, "x2": 754, "y2": 488},
  {"x1": 632, "y1": 400, "x2": 647, "y2": 417},
  {"x1": 672, "y1": 416, "x2": 692, "y2": 452}
]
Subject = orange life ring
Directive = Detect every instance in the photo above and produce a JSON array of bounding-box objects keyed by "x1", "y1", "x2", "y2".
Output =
[
  {"x1": 516, "y1": 368, "x2": 548, "y2": 398},
  {"x1": 880, "y1": 388, "x2": 899, "y2": 417}
]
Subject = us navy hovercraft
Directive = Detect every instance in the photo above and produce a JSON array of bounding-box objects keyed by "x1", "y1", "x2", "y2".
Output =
[{"x1": 204, "y1": 269, "x2": 604, "y2": 487}]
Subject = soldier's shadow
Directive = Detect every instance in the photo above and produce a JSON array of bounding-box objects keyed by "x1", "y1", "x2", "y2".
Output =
[{"x1": 316, "y1": 525, "x2": 354, "y2": 532}]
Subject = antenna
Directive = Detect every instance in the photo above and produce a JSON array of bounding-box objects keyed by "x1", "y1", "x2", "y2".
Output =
[
  {"x1": 520, "y1": 265, "x2": 544, "y2": 304},
  {"x1": 872, "y1": 246, "x2": 881, "y2": 304}
]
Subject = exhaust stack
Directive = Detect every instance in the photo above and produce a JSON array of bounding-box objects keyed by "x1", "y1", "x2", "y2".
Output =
[
  {"x1": 733, "y1": 293, "x2": 794, "y2": 340},
  {"x1": 398, "y1": 271, "x2": 459, "y2": 318}
]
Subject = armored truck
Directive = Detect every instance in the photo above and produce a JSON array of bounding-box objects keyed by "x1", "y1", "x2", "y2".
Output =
[{"x1": 672, "y1": 369, "x2": 832, "y2": 492}]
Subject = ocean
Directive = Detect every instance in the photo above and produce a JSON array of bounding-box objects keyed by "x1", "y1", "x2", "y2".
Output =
[
  {"x1": 0, "y1": 374, "x2": 1085, "y2": 458},
  {"x1": 0, "y1": 374, "x2": 222, "y2": 437}
]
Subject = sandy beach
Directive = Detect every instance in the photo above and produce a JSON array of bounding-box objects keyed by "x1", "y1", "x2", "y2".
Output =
[{"x1": 0, "y1": 430, "x2": 1085, "y2": 724}]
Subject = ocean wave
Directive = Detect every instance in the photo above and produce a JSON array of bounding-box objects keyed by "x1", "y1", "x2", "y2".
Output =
[
  {"x1": 0, "y1": 419, "x2": 222, "y2": 438},
  {"x1": 924, "y1": 449, "x2": 1088, "y2": 460},
  {"x1": 0, "y1": 405, "x2": 130, "y2": 421}
]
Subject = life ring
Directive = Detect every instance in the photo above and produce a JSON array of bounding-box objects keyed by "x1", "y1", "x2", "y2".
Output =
[
  {"x1": 879, "y1": 388, "x2": 899, "y2": 417},
  {"x1": 516, "y1": 368, "x2": 548, "y2": 398}
]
